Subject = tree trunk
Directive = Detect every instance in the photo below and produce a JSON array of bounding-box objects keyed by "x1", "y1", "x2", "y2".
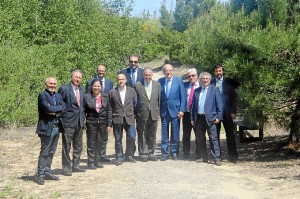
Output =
[{"x1": 288, "y1": 97, "x2": 300, "y2": 143}]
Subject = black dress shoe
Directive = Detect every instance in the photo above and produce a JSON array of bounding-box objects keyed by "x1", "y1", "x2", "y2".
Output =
[
  {"x1": 100, "y1": 158, "x2": 111, "y2": 162},
  {"x1": 115, "y1": 160, "x2": 123, "y2": 166},
  {"x1": 229, "y1": 156, "x2": 238, "y2": 164},
  {"x1": 148, "y1": 156, "x2": 158, "y2": 161},
  {"x1": 88, "y1": 164, "x2": 97, "y2": 170},
  {"x1": 45, "y1": 174, "x2": 59, "y2": 180},
  {"x1": 95, "y1": 163, "x2": 104, "y2": 168},
  {"x1": 171, "y1": 156, "x2": 178, "y2": 161},
  {"x1": 63, "y1": 171, "x2": 72, "y2": 176},
  {"x1": 125, "y1": 156, "x2": 136, "y2": 163},
  {"x1": 214, "y1": 160, "x2": 221, "y2": 166},
  {"x1": 36, "y1": 177, "x2": 45, "y2": 185},
  {"x1": 160, "y1": 156, "x2": 168, "y2": 161},
  {"x1": 183, "y1": 154, "x2": 189, "y2": 160},
  {"x1": 140, "y1": 157, "x2": 148, "y2": 162},
  {"x1": 73, "y1": 167, "x2": 86, "y2": 172}
]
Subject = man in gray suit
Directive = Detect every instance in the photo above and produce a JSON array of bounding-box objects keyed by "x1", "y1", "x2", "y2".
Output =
[
  {"x1": 108, "y1": 74, "x2": 137, "y2": 166},
  {"x1": 58, "y1": 70, "x2": 86, "y2": 175},
  {"x1": 135, "y1": 68, "x2": 161, "y2": 162}
]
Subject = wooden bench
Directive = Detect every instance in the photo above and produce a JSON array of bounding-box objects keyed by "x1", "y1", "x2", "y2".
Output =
[{"x1": 233, "y1": 119, "x2": 263, "y2": 143}]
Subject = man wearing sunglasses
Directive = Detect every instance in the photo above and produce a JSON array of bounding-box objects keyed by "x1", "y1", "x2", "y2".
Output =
[
  {"x1": 120, "y1": 54, "x2": 144, "y2": 88},
  {"x1": 182, "y1": 68, "x2": 201, "y2": 160}
]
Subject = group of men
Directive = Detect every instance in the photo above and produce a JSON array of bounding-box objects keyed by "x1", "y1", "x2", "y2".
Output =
[{"x1": 36, "y1": 54, "x2": 238, "y2": 185}]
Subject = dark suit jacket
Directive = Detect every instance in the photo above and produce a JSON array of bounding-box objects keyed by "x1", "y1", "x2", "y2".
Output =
[
  {"x1": 134, "y1": 80, "x2": 161, "y2": 121},
  {"x1": 58, "y1": 83, "x2": 85, "y2": 128},
  {"x1": 120, "y1": 67, "x2": 144, "y2": 87},
  {"x1": 108, "y1": 86, "x2": 137, "y2": 125},
  {"x1": 36, "y1": 89, "x2": 66, "y2": 136},
  {"x1": 85, "y1": 77, "x2": 113, "y2": 94},
  {"x1": 158, "y1": 76, "x2": 186, "y2": 118},
  {"x1": 84, "y1": 93, "x2": 112, "y2": 127},
  {"x1": 191, "y1": 85, "x2": 223, "y2": 127},
  {"x1": 211, "y1": 78, "x2": 237, "y2": 118}
]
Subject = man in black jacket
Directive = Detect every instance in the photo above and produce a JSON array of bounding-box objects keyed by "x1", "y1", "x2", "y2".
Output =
[{"x1": 36, "y1": 77, "x2": 65, "y2": 185}]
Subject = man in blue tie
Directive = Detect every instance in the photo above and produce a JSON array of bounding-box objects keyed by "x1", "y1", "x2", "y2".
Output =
[
  {"x1": 190, "y1": 72, "x2": 223, "y2": 166},
  {"x1": 158, "y1": 64, "x2": 186, "y2": 161},
  {"x1": 211, "y1": 64, "x2": 238, "y2": 163},
  {"x1": 120, "y1": 54, "x2": 144, "y2": 88}
]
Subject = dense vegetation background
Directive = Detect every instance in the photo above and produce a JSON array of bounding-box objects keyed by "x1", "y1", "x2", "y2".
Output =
[{"x1": 0, "y1": 0, "x2": 299, "y2": 142}]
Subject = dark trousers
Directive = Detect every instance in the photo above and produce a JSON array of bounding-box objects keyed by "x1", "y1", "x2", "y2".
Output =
[
  {"x1": 113, "y1": 118, "x2": 136, "y2": 161},
  {"x1": 136, "y1": 114, "x2": 158, "y2": 158},
  {"x1": 216, "y1": 114, "x2": 238, "y2": 160},
  {"x1": 86, "y1": 123, "x2": 108, "y2": 166},
  {"x1": 62, "y1": 126, "x2": 83, "y2": 172},
  {"x1": 195, "y1": 115, "x2": 221, "y2": 161},
  {"x1": 161, "y1": 112, "x2": 180, "y2": 157},
  {"x1": 182, "y1": 112, "x2": 200, "y2": 157},
  {"x1": 37, "y1": 127, "x2": 59, "y2": 177}
]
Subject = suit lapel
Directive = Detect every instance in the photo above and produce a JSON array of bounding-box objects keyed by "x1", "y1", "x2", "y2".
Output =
[{"x1": 68, "y1": 84, "x2": 78, "y2": 106}]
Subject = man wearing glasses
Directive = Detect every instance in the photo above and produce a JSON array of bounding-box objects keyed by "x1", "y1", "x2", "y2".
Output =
[
  {"x1": 182, "y1": 68, "x2": 201, "y2": 160},
  {"x1": 120, "y1": 54, "x2": 144, "y2": 88}
]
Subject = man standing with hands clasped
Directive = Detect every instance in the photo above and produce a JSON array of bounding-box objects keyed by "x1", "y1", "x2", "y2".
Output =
[
  {"x1": 135, "y1": 68, "x2": 161, "y2": 162},
  {"x1": 191, "y1": 72, "x2": 223, "y2": 166},
  {"x1": 211, "y1": 64, "x2": 238, "y2": 163}
]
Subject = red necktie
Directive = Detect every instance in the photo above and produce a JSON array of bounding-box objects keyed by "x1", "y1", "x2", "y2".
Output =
[
  {"x1": 188, "y1": 83, "x2": 195, "y2": 111},
  {"x1": 75, "y1": 88, "x2": 80, "y2": 107}
]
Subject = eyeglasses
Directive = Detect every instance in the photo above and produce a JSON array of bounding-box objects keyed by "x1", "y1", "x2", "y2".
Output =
[
  {"x1": 188, "y1": 74, "x2": 196, "y2": 78},
  {"x1": 129, "y1": 61, "x2": 138, "y2": 64}
]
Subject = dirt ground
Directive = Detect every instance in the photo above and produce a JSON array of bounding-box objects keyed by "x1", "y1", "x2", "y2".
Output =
[{"x1": 0, "y1": 58, "x2": 300, "y2": 199}]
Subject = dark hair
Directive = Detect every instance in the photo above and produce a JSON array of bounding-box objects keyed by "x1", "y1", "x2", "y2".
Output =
[
  {"x1": 213, "y1": 64, "x2": 224, "y2": 71},
  {"x1": 90, "y1": 78, "x2": 102, "y2": 94}
]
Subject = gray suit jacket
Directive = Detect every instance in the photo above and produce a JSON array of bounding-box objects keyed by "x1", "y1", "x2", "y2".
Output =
[
  {"x1": 108, "y1": 86, "x2": 137, "y2": 125},
  {"x1": 135, "y1": 80, "x2": 161, "y2": 121}
]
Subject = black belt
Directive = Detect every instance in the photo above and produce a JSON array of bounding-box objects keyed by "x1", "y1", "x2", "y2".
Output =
[{"x1": 198, "y1": 114, "x2": 205, "y2": 117}]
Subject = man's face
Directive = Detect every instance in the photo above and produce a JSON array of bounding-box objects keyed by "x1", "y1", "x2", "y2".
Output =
[
  {"x1": 163, "y1": 65, "x2": 173, "y2": 79},
  {"x1": 187, "y1": 72, "x2": 198, "y2": 84},
  {"x1": 214, "y1": 67, "x2": 224, "y2": 80},
  {"x1": 97, "y1": 65, "x2": 106, "y2": 78},
  {"x1": 46, "y1": 78, "x2": 57, "y2": 93},
  {"x1": 144, "y1": 70, "x2": 153, "y2": 83},
  {"x1": 117, "y1": 74, "x2": 127, "y2": 88},
  {"x1": 201, "y1": 75, "x2": 210, "y2": 87},
  {"x1": 129, "y1": 56, "x2": 139, "y2": 69},
  {"x1": 71, "y1": 72, "x2": 82, "y2": 87}
]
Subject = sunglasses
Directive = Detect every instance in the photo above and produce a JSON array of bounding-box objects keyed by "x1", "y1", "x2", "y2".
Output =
[
  {"x1": 130, "y1": 61, "x2": 138, "y2": 64},
  {"x1": 188, "y1": 74, "x2": 196, "y2": 78}
]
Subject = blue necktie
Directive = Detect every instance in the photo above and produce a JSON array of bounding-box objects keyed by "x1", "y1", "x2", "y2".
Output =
[
  {"x1": 199, "y1": 87, "x2": 207, "y2": 114},
  {"x1": 166, "y1": 80, "x2": 171, "y2": 98},
  {"x1": 131, "y1": 69, "x2": 136, "y2": 85}
]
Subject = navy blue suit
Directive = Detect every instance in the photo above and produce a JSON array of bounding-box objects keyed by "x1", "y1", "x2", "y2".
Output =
[
  {"x1": 86, "y1": 77, "x2": 113, "y2": 94},
  {"x1": 36, "y1": 89, "x2": 65, "y2": 178},
  {"x1": 211, "y1": 78, "x2": 238, "y2": 161},
  {"x1": 158, "y1": 76, "x2": 186, "y2": 157},
  {"x1": 58, "y1": 83, "x2": 85, "y2": 172},
  {"x1": 120, "y1": 67, "x2": 144, "y2": 87},
  {"x1": 191, "y1": 85, "x2": 223, "y2": 162}
]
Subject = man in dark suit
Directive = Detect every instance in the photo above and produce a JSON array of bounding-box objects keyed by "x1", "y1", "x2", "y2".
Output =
[
  {"x1": 36, "y1": 77, "x2": 66, "y2": 185},
  {"x1": 191, "y1": 72, "x2": 223, "y2": 166},
  {"x1": 120, "y1": 54, "x2": 144, "y2": 88},
  {"x1": 108, "y1": 73, "x2": 137, "y2": 166},
  {"x1": 211, "y1": 64, "x2": 238, "y2": 163},
  {"x1": 158, "y1": 64, "x2": 186, "y2": 161},
  {"x1": 135, "y1": 68, "x2": 161, "y2": 162},
  {"x1": 86, "y1": 64, "x2": 113, "y2": 95},
  {"x1": 58, "y1": 70, "x2": 86, "y2": 176},
  {"x1": 182, "y1": 68, "x2": 201, "y2": 160}
]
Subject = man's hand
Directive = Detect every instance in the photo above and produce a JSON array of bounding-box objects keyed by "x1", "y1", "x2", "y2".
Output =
[
  {"x1": 214, "y1": 118, "x2": 220, "y2": 124},
  {"x1": 191, "y1": 121, "x2": 195, "y2": 126},
  {"x1": 231, "y1": 113, "x2": 236, "y2": 119},
  {"x1": 107, "y1": 127, "x2": 112, "y2": 132},
  {"x1": 178, "y1": 111, "x2": 184, "y2": 119}
]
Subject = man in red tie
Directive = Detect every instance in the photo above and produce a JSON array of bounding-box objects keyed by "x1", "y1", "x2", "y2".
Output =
[{"x1": 182, "y1": 68, "x2": 201, "y2": 160}]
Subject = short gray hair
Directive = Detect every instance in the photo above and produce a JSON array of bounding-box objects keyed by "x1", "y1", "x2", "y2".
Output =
[
  {"x1": 71, "y1": 69, "x2": 83, "y2": 78},
  {"x1": 143, "y1": 68, "x2": 153, "y2": 74},
  {"x1": 187, "y1": 68, "x2": 198, "y2": 75},
  {"x1": 199, "y1": 72, "x2": 212, "y2": 80},
  {"x1": 44, "y1": 77, "x2": 57, "y2": 84}
]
